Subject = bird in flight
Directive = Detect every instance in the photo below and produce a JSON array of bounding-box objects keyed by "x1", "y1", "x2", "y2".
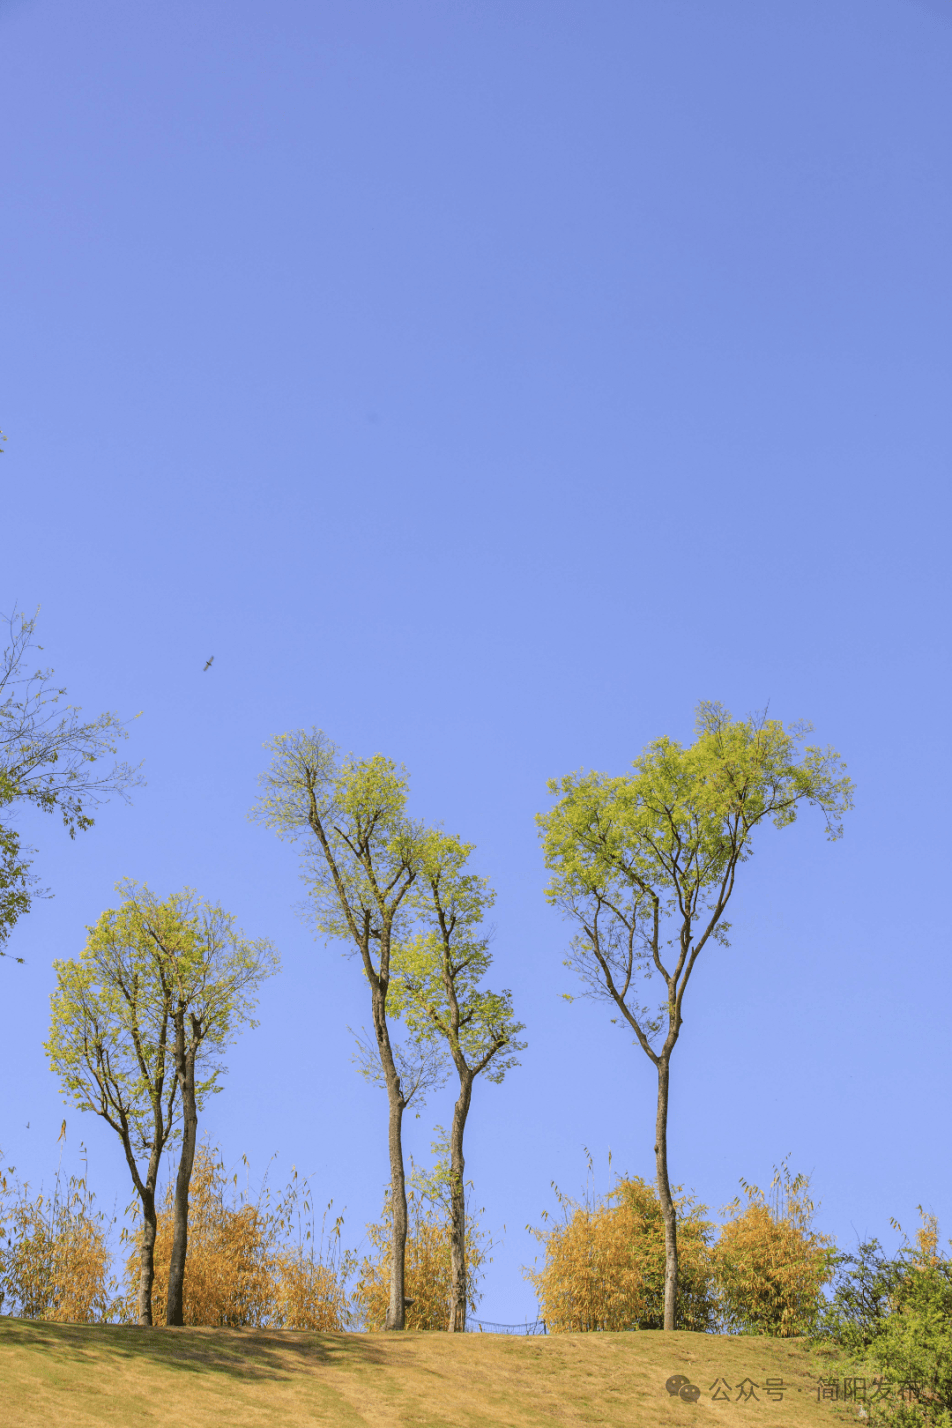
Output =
[{"x1": 203, "y1": 656, "x2": 215, "y2": 672}]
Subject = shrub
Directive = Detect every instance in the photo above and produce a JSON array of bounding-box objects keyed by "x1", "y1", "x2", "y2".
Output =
[
  {"x1": 527, "y1": 1171, "x2": 716, "y2": 1332},
  {"x1": 819, "y1": 1213, "x2": 952, "y2": 1428},
  {"x1": 354, "y1": 1154, "x2": 489, "y2": 1331},
  {"x1": 818, "y1": 1237, "x2": 908, "y2": 1352},
  {"x1": 712, "y1": 1165, "x2": 834, "y2": 1337},
  {"x1": 0, "y1": 1153, "x2": 117, "y2": 1323},
  {"x1": 123, "y1": 1142, "x2": 354, "y2": 1329}
]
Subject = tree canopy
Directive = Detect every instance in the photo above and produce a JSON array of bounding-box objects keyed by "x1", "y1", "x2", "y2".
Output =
[
  {"x1": 539, "y1": 702, "x2": 853, "y2": 1055},
  {"x1": 1, "y1": 608, "x2": 141, "y2": 959},
  {"x1": 394, "y1": 829, "x2": 524, "y2": 1087}
]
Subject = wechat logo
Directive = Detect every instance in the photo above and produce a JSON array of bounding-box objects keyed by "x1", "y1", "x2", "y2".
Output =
[{"x1": 666, "y1": 1375, "x2": 701, "y2": 1404}]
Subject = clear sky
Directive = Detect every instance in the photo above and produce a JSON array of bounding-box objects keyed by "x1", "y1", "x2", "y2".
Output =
[{"x1": 2, "y1": 0, "x2": 950, "y2": 1323}]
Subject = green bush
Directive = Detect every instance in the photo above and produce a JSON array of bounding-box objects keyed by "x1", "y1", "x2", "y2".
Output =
[{"x1": 816, "y1": 1214, "x2": 952, "y2": 1428}]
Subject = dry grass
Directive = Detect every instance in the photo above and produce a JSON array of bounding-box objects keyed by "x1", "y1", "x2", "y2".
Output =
[{"x1": 0, "y1": 1318, "x2": 856, "y2": 1428}]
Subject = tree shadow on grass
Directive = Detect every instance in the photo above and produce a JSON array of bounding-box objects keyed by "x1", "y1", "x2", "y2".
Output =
[{"x1": 0, "y1": 1316, "x2": 396, "y2": 1385}]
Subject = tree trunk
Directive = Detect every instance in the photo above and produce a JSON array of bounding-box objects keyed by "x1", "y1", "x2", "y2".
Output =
[
  {"x1": 447, "y1": 1072, "x2": 473, "y2": 1332},
  {"x1": 655, "y1": 1052, "x2": 678, "y2": 1330},
  {"x1": 167, "y1": 1026, "x2": 198, "y2": 1328},
  {"x1": 166, "y1": 1090, "x2": 197, "y2": 1325},
  {"x1": 372, "y1": 980, "x2": 408, "y2": 1331},
  {"x1": 118, "y1": 1118, "x2": 167, "y2": 1329},
  {"x1": 137, "y1": 1192, "x2": 158, "y2": 1327},
  {"x1": 386, "y1": 1086, "x2": 408, "y2": 1330}
]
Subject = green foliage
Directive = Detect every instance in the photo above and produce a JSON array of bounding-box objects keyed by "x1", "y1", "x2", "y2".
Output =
[
  {"x1": 538, "y1": 704, "x2": 852, "y2": 1331},
  {"x1": 0, "y1": 822, "x2": 33, "y2": 963},
  {"x1": 104, "y1": 882, "x2": 280, "y2": 1068},
  {"x1": 819, "y1": 1238, "x2": 909, "y2": 1353},
  {"x1": 47, "y1": 884, "x2": 277, "y2": 1124},
  {"x1": 46, "y1": 889, "x2": 182, "y2": 1158},
  {"x1": 391, "y1": 828, "x2": 525, "y2": 1083},
  {"x1": 255, "y1": 734, "x2": 524, "y2": 1085},
  {"x1": 538, "y1": 702, "x2": 853, "y2": 1046},
  {"x1": 46, "y1": 883, "x2": 279, "y2": 1222},
  {"x1": 253, "y1": 729, "x2": 419, "y2": 961},
  {"x1": 818, "y1": 1215, "x2": 952, "y2": 1428},
  {"x1": 867, "y1": 1266, "x2": 952, "y2": 1427},
  {"x1": 254, "y1": 730, "x2": 450, "y2": 1103},
  {"x1": 253, "y1": 729, "x2": 441, "y2": 1328},
  {"x1": 0, "y1": 607, "x2": 141, "y2": 958}
]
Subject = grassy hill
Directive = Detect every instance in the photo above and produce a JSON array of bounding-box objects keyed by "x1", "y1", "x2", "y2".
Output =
[{"x1": 1, "y1": 1318, "x2": 853, "y2": 1428}]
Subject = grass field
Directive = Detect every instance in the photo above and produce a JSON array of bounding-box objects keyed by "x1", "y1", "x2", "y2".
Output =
[{"x1": 0, "y1": 1318, "x2": 856, "y2": 1428}]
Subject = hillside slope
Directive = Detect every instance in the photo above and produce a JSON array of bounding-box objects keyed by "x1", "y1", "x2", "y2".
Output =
[{"x1": 0, "y1": 1318, "x2": 851, "y2": 1428}]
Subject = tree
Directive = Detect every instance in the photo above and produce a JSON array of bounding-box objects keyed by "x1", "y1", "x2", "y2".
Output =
[
  {"x1": 122, "y1": 885, "x2": 280, "y2": 1327},
  {"x1": 1, "y1": 607, "x2": 141, "y2": 960},
  {"x1": 819, "y1": 1239, "x2": 910, "y2": 1354},
  {"x1": 46, "y1": 889, "x2": 182, "y2": 1326},
  {"x1": 253, "y1": 729, "x2": 426, "y2": 1330},
  {"x1": 537, "y1": 702, "x2": 853, "y2": 1330},
  {"x1": 46, "y1": 884, "x2": 278, "y2": 1327},
  {"x1": 393, "y1": 830, "x2": 525, "y2": 1330}
]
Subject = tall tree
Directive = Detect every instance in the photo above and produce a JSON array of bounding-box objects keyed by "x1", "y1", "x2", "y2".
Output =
[
  {"x1": 394, "y1": 830, "x2": 525, "y2": 1331},
  {"x1": 254, "y1": 729, "x2": 425, "y2": 1330},
  {"x1": 1, "y1": 607, "x2": 141, "y2": 960},
  {"x1": 46, "y1": 888, "x2": 182, "y2": 1325},
  {"x1": 537, "y1": 702, "x2": 853, "y2": 1330},
  {"x1": 120, "y1": 885, "x2": 280, "y2": 1327}
]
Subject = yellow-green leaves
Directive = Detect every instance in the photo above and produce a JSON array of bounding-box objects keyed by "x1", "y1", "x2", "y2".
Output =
[
  {"x1": 538, "y1": 703, "x2": 853, "y2": 1054},
  {"x1": 540, "y1": 702, "x2": 852, "y2": 931},
  {"x1": 253, "y1": 728, "x2": 421, "y2": 976},
  {"x1": 255, "y1": 729, "x2": 524, "y2": 1086},
  {"x1": 46, "y1": 882, "x2": 279, "y2": 1162},
  {"x1": 46, "y1": 893, "x2": 181, "y2": 1150},
  {"x1": 252, "y1": 729, "x2": 341, "y2": 839},
  {"x1": 393, "y1": 830, "x2": 525, "y2": 1085},
  {"x1": 114, "y1": 883, "x2": 280, "y2": 1053}
]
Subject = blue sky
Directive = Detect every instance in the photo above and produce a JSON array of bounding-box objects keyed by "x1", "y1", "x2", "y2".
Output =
[{"x1": 2, "y1": 0, "x2": 950, "y2": 1322}]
